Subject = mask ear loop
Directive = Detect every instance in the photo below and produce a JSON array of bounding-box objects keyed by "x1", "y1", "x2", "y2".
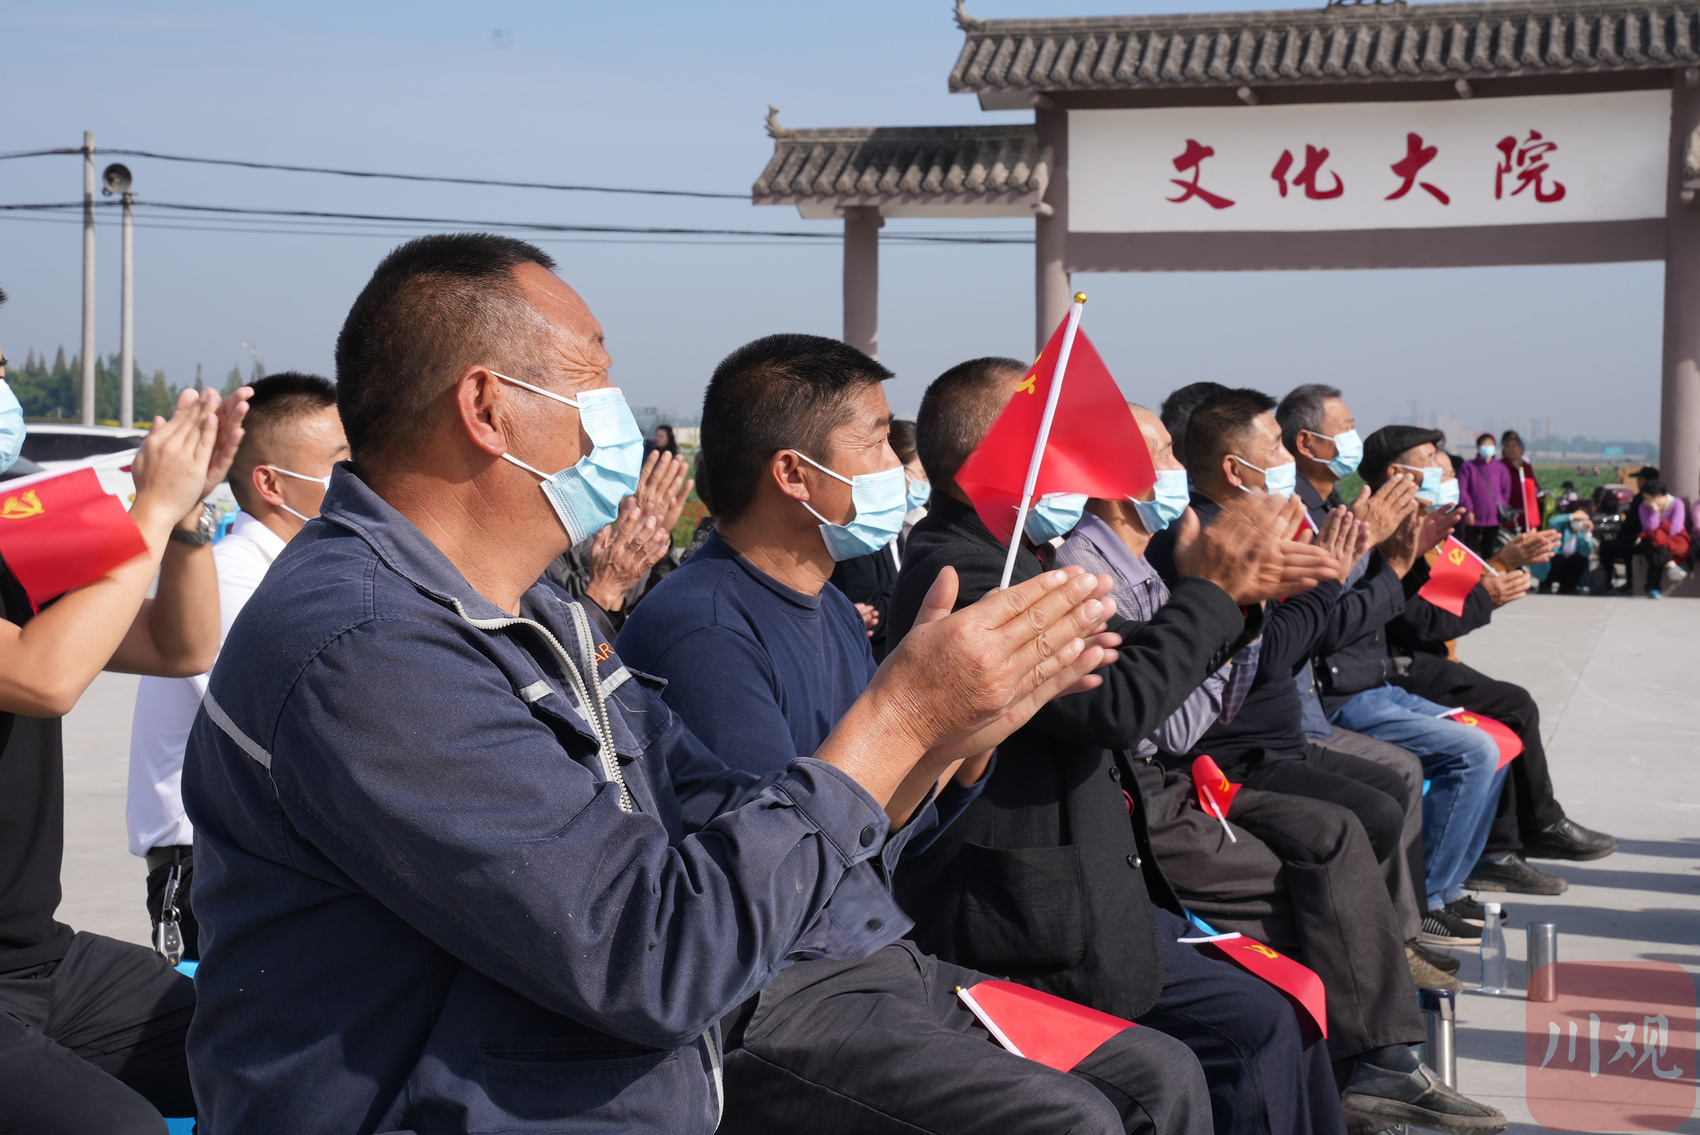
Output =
[
  {"x1": 490, "y1": 369, "x2": 586, "y2": 409},
  {"x1": 500, "y1": 451, "x2": 550, "y2": 480}
]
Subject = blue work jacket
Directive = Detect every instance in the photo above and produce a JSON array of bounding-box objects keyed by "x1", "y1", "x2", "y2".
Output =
[{"x1": 181, "y1": 466, "x2": 905, "y2": 1134}]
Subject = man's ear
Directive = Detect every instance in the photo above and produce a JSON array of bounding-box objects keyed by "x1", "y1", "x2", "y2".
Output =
[
  {"x1": 1220, "y1": 453, "x2": 1243, "y2": 490},
  {"x1": 454, "y1": 366, "x2": 510, "y2": 458},
  {"x1": 250, "y1": 463, "x2": 286, "y2": 508},
  {"x1": 770, "y1": 450, "x2": 811, "y2": 503},
  {"x1": 1293, "y1": 431, "x2": 1321, "y2": 463}
]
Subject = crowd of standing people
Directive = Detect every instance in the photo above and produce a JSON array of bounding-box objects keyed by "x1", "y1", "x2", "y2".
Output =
[{"x1": 0, "y1": 239, "x2": 1635, "y2": 1135}]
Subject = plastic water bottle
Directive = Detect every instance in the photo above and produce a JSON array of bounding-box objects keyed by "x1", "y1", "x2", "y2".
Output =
[{"x1": 1478, "y1": 902, "x2": 1508, "y2": 995}]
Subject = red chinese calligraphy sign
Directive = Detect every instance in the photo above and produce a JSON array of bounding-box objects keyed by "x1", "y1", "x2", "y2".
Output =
[
  {"x1": 1496, "y1": 130, "x2": 1567, "y2": 202},
  {"x1": 1167, "y1": 139, "x2": 1235, "y2": 209},
  {"x1": 1271, "y1": 144, "x2": 1343, "y2": 199},
  {"x1": 1386, "y1": 133, "x2": 1450, "y2": 204}
]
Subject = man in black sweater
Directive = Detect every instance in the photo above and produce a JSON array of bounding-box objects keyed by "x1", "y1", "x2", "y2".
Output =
[{"x1": 890, "y1": 362, "x2": 1506, "y2": 1135}]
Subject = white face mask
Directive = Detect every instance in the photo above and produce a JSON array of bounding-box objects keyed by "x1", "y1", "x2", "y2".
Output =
[{"x1": 262, "y1": 465, "x2": 332, "y2": 524}]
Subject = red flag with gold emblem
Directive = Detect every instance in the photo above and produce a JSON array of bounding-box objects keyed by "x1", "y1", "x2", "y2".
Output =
[
  {"x1": 1520, "y1": 471, "x2": 1541, "y2": 532},
  {"x1": 1417, "y1": 536, "x2": 1487, "y2": 617},
  {"x1": 955, "y1": 315, "x2": 1154, "y2": 547},
  {"x1": 1443, "y1": 708, "x2": 1524, "y2": 769},
  {"x1": 1202, "y1": 936, "x2": 1328, "y2": 1042},
  {"x1": 1191, "y1": 754, "x2": 1242, "y2": 842},
  {"x1": 0, "y1": 468, "x2": 149, "y2": 607},
  {"x1": 956, "y1": 979, "x2": 1136, "y2": 1071}
]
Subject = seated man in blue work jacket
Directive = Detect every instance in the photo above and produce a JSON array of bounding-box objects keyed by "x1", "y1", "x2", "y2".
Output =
[
  {"x1": 621, "y1": 337, "x2": 1351, "y2": 1135},
  {"x1": 180, "y1": 233, "x2": 1123, "y2": 1135}
]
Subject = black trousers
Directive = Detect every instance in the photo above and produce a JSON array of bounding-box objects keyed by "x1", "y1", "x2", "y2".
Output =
[
  {"x1": 144, "y1": 847, "x2": 199, "y2": 963},
  {"x1": 1462, "y1": 525, "x2": 1500, "y2": 561},
  {"x1": 1396, "y1": 655, "x2": 1566, "y2": 854},
  {"x1": 1596, "y1": 536, "x2": 1635, "y2": 592},
  {"x1": 1634, "y1": 540, "x2": 1674, "y2": 591},
  {"x1": 1303, "y1": 729, "x2": 1426, "y2": 943},
  {"x1": 0, "y1": 931, "x2": 196, "y2": 1134},
  {"x1": 1132, "y1": 762, "x2": 1424, "y2": 1063},
  {"x1": 1235, "y1": 751, "x2": 1411, "y2": 877},
  {"x1": 721, "y1": 939, "x2": 1213, "y2": 1135},
  {"x1": 1542, "y1": 553, "x2": 1590, "y2": 595}
]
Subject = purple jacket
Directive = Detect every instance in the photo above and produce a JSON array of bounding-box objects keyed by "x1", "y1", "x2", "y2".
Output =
[
  {"x1": 1458, "y1": 456, "x2": 1511, "y2": 526},
  {"x1": 1640, "y1": 497, "x2": 1687, "y2": 535}
]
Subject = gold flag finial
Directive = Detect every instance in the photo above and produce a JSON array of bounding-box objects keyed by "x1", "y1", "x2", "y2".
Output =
[{"x1": 1074, "y1": 292, "x2": 1088, "y2": 303}]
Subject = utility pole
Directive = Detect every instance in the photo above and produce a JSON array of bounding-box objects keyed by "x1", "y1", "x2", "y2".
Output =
[
  {"x1": 104, "y1": 163, "x2": 135, "y2": 428},
  {"x1": 80, "y1": 131, "x2": 96, "y2": 425}
]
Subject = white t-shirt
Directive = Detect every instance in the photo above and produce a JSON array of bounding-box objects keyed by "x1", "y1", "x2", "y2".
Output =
[{"x1": 126, "y1": 512, "x2": 287, "y2": 857}]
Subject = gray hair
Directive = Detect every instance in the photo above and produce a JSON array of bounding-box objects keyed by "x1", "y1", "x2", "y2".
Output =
[{"x1": 1276, "y1": 383, "x2": 1343, "y2": 454}]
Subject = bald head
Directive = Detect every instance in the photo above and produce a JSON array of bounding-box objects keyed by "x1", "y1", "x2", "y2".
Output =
[{"x1": 915, "y1": 356, "x2": 1026, "y2": 493}]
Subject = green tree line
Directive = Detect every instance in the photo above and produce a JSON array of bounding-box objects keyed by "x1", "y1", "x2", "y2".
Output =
[{"x1": 9, "y1": 348, "x2": 260, "y2": 424}]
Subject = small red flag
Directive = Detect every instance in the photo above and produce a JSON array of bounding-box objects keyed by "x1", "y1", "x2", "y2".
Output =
[
  {"x1": 1191, "y1": 755, "x2": 1242, "y2": 842},
  {"x1": 1444, "y1": 708, "x2": 1524, "y2": 769},
  {"x1": 1202, "y1": 936, "x2": 1329, "y2": 1042},
  {"x1": 955, "y1": 317, "x2": 1154, "y2": 547},
  {"x1": 1417, "y1": 536, "x2": 1486, "y2": 617},
  {"x1": 957, "y1": 979, "x2": 1135, "y2": 1071},
  {"x1": 0, "y1": 468, "x2": 149, "y2": 607},
  {"x1": 1520, "y1": 472, "x2": 1540, "y2": 532}
]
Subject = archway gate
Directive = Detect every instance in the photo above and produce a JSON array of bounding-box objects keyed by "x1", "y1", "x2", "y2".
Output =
[{"x1": 754, "y1": 0, "x2": 1700, "y2": 499}]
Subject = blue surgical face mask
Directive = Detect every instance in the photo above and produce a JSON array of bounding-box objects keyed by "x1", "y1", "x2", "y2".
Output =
[
  {"x1": 1435, "y1": 479, "x2": 1461, "y2": 509},
  {"x1": 0, "y1": 382, "x2": 23, "y2": 474},
  {"x1": 1232, "y1": 455, "x2": 1297, "y2": 502},
  {"x1": 795, "y1": 451, "x2": 907, "y2": 561},
  {"x1": 1396, "y1": 463, "x2": 1444, "y2": 503},
  {"x1": 905, "y1": 474, "x2": 931, "y2": 511},
  {"x1": 1024, "y1": 492, "x2": 1087, "y2": 544},
  {"x1": 494, "y1": 372, "x2": 644, "y2": 545},
  {"x1": 1315, "y1": 428, "x2": 1362, "y2": 479},
  {"x1": 1132, "y1": 468, "x2": 1190, "y2": 534},
  {"x1": 1478, "y1": 443, "x2": 1497, "y2": 459},
  {"x1": 261, "y1": 464, "x2": 332, "y2": 524}
]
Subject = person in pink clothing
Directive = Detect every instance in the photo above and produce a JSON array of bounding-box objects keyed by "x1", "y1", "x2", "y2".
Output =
[{"x1": 1635, "y1": 478, "x2": 1690, "y2": 597}]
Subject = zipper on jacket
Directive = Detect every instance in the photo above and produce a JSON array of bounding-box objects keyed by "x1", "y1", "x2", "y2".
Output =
[{"x1": 447, "y1": 598, "x2": 636, "y2": 812}]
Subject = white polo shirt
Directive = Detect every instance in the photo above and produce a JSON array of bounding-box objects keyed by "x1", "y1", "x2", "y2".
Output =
[{"x1": 126, "y1": 512, "x2": 287, "y2": 857}]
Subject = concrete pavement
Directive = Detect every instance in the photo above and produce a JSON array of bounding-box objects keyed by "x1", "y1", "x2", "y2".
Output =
[{"x1": 57, "y1": 593, "x2": 1700, "y2": 1132}]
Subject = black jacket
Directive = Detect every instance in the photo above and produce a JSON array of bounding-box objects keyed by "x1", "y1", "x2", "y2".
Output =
[
  {"x1": 829, "y1": 545, "x2": 898, "y2": 660},
  {"x1": 885, "y1": 494, "x2": 1256, "y2": 1020}
]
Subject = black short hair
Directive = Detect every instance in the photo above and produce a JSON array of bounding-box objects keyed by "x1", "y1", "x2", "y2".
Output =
[
  {"x1": 334, "y1": 233, "x2": 557, "y2": 467},
  {"x1": 1643, "y1": 477, "x2": 1667, "y2": 497},
  {"x1": 229, "y1": 373, "x2": 340, "y2": 511},
  {"x1": 915, "y1": 357, "x2": 1026, "y2": 489},
  {"x1": 889, "y1": 419, "x2": 918, "y2": 465},
  {"x1": 1501, "y1": 429, "x2": 1522, "y2": 446},
  {"x1": 0, "y1": 286, "x2": 7, "y2": 308},
  {"x1": 697, "y1": 334, "x2": 892, "y2": 522},
  {"x1": 1183, "y1": 388, "x2": 1277, "y2": 485},
  {"x1": 1275, "y1": 383, "x2": 1342, "y2": 455},
  {"x1": 1160, "y1": 382, "x2": 1227, "y2": 466},
  {"x1": 1476, "y1": 432, "x2": 1496, "y2": 445}
]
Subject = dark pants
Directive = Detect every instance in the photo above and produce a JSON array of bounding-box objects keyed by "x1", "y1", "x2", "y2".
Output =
[
  {"x1": 1303, "y1": 729, "x2": 1426, "y2": 943},
  {"x1": 144, "y1": 847, "x2": 199, "y2": 963},
  {"x1": 1635, "y1": 540, "x2": 1674, "y2": 591},
  {"x1": 1542, "y1": 553, "x2": 1590, "y2": 595},
  {"x1": 1236, "y1": 751, "x2": 1410, "y2": 878},
  {"x1": 0, "y1": 931, "x2": 196, "y2": 1134},
  {"x1": 1397, "y1": 655, "x2": 1565, "y2": 855},
  {"x1": 1462, "y1": 525, "x2": 1500, "y2": 561},
  {"x1": 721, "y1": 939, "x2": 1212, "y2": 1135},
  {"x1": 1132, "y1": 762, "x2": 1424, "y2": 1063},
  {"x1": 1596, "y1": 535, "x2": 1635, "y2": 592}
]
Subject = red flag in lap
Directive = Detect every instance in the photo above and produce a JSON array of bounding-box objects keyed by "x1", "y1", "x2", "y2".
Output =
[
  {"x1": 1520, "y1": 473, "x2": 1540, "y2": 532},
  {"x1": 1201, "y1": 937, "x2": 1329, "y2": 1042},
  {"x1": 1443, "y1": 708, "x2": 1524, "y2": 769},
  {"x1": 955, "y1": 317, "x2": 1153, "y2": 546},
  {"x1": 957, "y1": 980, "x2": 1135, "y2": 1072},
  {"x1": 1417, "y1": 537, "x2": 1486, "y2": 617},
  {"x1": 0, "y1": 468, "x2": 149, "y2": 607},
  {"x1": 1192, "y1": 755, "x2": 1242, "y2": 821}
]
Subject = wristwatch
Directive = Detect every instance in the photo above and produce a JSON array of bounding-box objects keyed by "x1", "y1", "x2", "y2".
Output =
[{"x1": 168, "y1": 503, "x2": 217, "y2": 547}]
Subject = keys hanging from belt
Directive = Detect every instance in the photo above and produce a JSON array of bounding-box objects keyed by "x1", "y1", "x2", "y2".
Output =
[{"x1": 153, "y1": 862, "x2": 185, "y2": 965}]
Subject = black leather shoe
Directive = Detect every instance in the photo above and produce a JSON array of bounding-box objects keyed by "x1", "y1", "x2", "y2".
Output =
[
  {"x1": 1342, "y1": 1061, "x2": 1508, "y2": 1134},
  {"x1": 1521, "y1": 817, "x2": 1618, "y2": 861},
  {"x1": 1465, "y1": 852, "x2": 1569, "y2": 895},
  {"x1": 1410, "y1": 939, "x2": 1461, "y2": 974}
]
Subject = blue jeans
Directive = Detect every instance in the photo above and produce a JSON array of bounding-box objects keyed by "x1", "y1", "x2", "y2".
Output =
[{"x1": 1328, "y1": 685, "x2": 1508, "y2": 910}]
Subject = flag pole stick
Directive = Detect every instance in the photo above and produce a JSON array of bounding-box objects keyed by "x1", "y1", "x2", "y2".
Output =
[{"x1": 1000, "y1": 292, "x2": 1087, "y2": 590}]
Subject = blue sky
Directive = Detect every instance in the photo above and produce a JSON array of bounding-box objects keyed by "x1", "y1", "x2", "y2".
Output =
[{"x1": 0, "y1": 0, "x2": 1664, "y2": 441}]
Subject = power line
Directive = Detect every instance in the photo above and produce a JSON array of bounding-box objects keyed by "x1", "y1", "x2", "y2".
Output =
[
  {"x1": 0, "y1": 145, "x2": 747, "y2": 200},
  {"x1": 0, "y1": 200, "x2": 1033, "y2": 244}
]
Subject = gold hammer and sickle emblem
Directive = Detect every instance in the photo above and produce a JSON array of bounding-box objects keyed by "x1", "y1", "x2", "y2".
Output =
[
  {"x1": 1016, "y1": 372, "x2": 1037, "y2": 395},
  {"x1": 1242, "y1": 941, "x2": 1280, "y2": 960},
  {"x1": 0, "y1": 490, "x2": 43, "y2": 520},
  {"x1": 1447, "y1": 547, "x2": 1466, "y2": 566}
]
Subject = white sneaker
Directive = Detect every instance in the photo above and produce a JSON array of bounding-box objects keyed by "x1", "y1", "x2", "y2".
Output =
[{"x1": 1667, "y1": 563, "x2": 1689, "y2": 583}]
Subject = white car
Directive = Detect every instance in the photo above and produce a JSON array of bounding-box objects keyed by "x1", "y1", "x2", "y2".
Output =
[{"x1": 11, "y1": 423, "x2": 239, "y2": 521}]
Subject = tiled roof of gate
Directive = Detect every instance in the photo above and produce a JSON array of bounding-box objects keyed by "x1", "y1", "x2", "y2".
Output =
[
  {"x1": 948, "y1": 0, "x2": 1699, "y2": 92},
  {"x1": 752, "y1": 113, "x2": 1047, "y2": 204}
]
